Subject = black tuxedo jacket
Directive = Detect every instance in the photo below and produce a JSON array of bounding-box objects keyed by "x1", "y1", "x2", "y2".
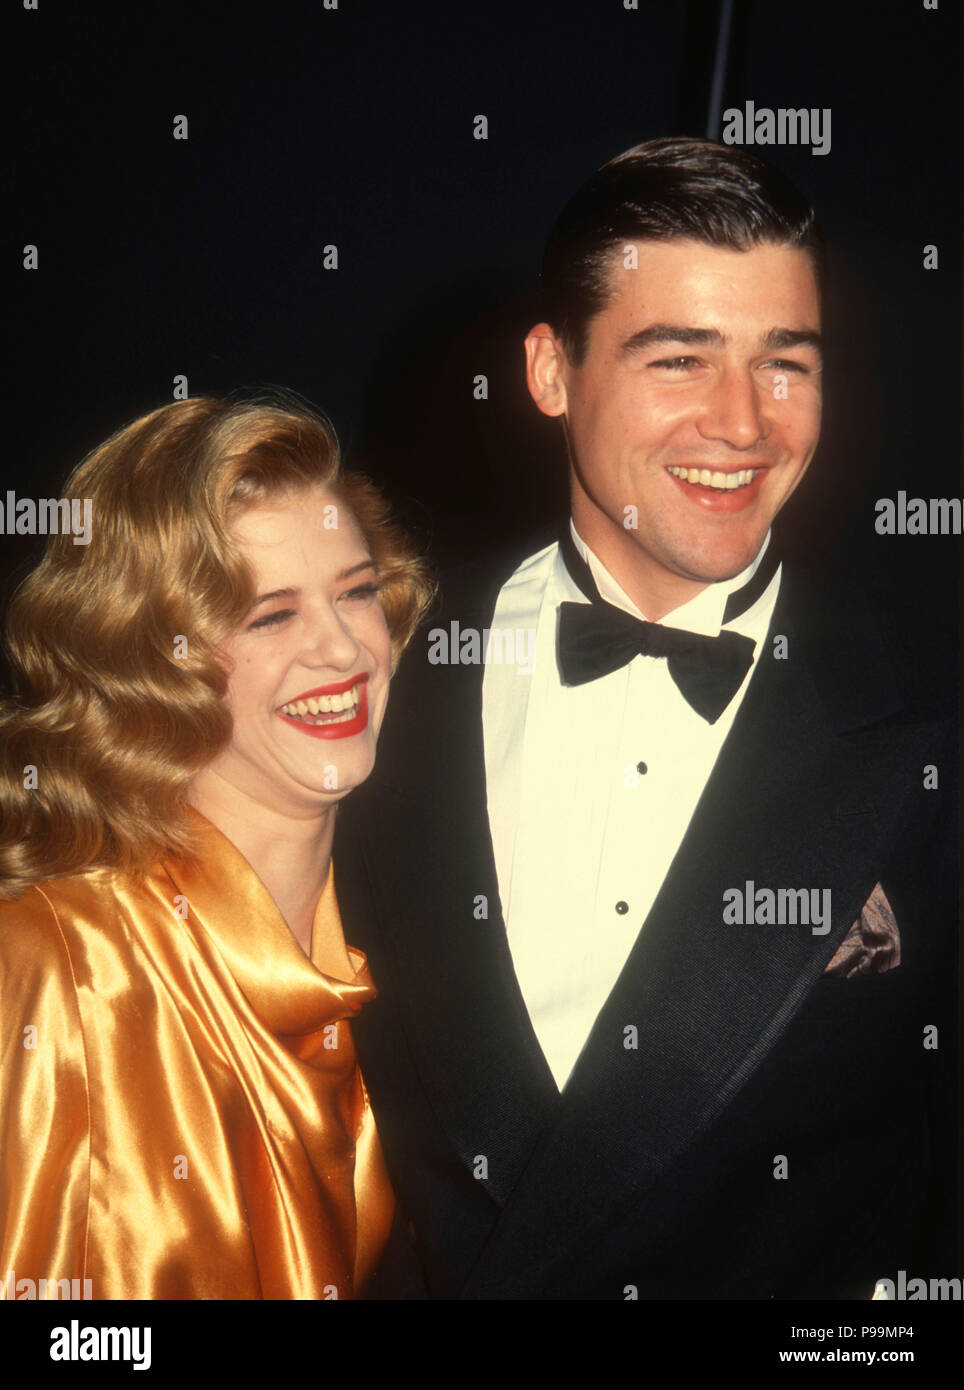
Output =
[{"x1": 337, "y1": 542, "x2": 957, "y2": 1300}]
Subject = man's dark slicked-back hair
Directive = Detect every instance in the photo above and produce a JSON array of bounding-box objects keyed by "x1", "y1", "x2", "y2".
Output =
[{"x1": 540, "y1": 136, "x2": 826, "y2": 365}]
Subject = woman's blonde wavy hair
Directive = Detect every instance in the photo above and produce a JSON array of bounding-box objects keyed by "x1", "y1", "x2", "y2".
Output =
[{"x1": 0, "y1": 394, "x2": 434, "y2": 899}]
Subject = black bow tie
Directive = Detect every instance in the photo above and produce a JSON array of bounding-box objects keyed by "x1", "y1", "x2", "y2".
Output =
[{"x1": 556, "y1": 530, "x2": 780, "y2": 724}]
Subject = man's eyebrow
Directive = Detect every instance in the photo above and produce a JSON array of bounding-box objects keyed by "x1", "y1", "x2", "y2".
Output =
[
  {"x1": 619, "y1": 324, "x2": 823, "y2": 355},
  {"x1": 760, "y1": 327, "x2": 823, "y2": 354},
  {"x1": 249, "y1": 560, "x2": 376, "y2": 609},
  {"x1": 620, "y1": 325, "x2": 725, "y2": 353}
]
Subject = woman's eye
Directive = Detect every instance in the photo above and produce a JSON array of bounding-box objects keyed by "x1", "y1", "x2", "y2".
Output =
[
  {"x1": 340, "y1": 583, "x2": 379, "y2": 603},
  {"x1": 249, "y1": 609, "x2": 295, "y2": 631}
]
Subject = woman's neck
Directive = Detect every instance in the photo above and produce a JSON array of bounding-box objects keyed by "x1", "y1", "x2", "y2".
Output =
[{"x1": 186, "y1": 773, "x2": 348, "y2": 971}]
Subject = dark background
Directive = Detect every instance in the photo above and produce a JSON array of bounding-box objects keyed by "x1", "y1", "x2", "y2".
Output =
[{"x1": 6, "y1": 0, "x2": 960, "y2": 609}]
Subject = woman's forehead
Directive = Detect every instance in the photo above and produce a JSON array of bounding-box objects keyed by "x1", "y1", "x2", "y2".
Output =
[{"x1": 230, "y1": 487, "x2": 367, "y2": 566}]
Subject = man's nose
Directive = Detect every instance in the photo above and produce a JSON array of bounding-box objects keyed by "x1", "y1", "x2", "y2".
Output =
[{"x1": 696, "y1": 367, "x2": 769, "y2": 450}]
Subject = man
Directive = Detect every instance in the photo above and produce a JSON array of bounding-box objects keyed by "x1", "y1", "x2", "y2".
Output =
[{"x1": 337, "y1": 138, "x2": 956, "y2": 1299}]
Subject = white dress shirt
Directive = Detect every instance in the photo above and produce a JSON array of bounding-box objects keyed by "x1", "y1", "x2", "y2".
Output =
[{"x1": 482, "y1": 522, "x2": 781, "y2": 1089}]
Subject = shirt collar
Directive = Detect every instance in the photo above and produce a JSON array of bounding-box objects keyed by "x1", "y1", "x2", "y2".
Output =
[{"x1": 568, "y1": 519, "x2": 774, "y2": 638}]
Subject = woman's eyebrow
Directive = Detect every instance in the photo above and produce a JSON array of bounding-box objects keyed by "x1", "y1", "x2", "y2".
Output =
[
  {"x1": 249, "y1": 560, "x2": 376, "y2": 608},
  {"x1": 250, "y1": 586, "x2": 299, "y2": 608},
  {"x1": 335, "y1": 558, "x2": 377, "y2": 582}
]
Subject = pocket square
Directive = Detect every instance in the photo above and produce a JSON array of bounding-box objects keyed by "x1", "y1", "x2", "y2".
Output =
[{"x1": 823, "y1": 882, "x2": 901, "y2": 978}]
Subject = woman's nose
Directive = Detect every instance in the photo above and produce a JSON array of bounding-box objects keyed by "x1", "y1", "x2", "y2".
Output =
[{"x1": 299, "y1": 607, "x2": 361, "y2": 671}]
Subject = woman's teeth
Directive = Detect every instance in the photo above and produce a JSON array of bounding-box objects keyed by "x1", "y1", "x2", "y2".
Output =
[
  {"x1": 280, "y1": 687, "x2": 361, "y2": 723},
  {"x1": 668, "y1": 466, "x2": 759, "y2": 491}
]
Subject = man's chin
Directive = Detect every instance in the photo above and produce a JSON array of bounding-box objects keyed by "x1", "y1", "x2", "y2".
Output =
[{"x1": 667, "y1": 538, "x2": 768, "y2": 586}]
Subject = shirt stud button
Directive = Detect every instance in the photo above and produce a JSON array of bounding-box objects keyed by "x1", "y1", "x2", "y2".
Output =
[
  {"x1": 636, "y1": 761, "x2": 648, "y2": 775},
  {"x1": 615, "y1": 901, "x2": 629, "y2": 915}
]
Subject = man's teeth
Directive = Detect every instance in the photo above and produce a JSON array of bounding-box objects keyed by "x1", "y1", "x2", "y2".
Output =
[
  {"x1": 280, "y1": 686, "x2": 361, "y2": 722},
  {"x1": 667, "y1": 466, "x2": 759, "y2": 490}
]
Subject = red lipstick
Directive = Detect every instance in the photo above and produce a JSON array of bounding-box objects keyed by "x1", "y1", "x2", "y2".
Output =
[
  {"x1": 283, "y1": 673, "x2": 363, "y2": 703},
  {"x1": 276, "y1": 673, "x2": 370, "y2": 740}
]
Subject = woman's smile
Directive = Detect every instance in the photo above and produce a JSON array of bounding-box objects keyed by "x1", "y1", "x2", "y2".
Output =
[{"x1": 277, "y1": 672, "x2": 370, "y2": 737}]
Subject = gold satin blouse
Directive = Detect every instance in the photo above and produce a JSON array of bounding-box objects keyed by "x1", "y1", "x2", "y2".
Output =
[{"x1": 0, "y1": 809, "x2": 394, "y2": 1299}]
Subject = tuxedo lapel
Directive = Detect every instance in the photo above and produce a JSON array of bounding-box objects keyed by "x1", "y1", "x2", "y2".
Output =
[
  {"x1": 338, "y1": 551, "x2": 559, "y2": 1202},
  {"x1": 461, "y1": 560, "x2": 936, "y2": 1298}
]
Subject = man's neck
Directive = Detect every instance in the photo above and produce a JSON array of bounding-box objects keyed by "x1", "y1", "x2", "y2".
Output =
[{"x1": 570, "y1": 510, "x2": 711, "y2": 622}]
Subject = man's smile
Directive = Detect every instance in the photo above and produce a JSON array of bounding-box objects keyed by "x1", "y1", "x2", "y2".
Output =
[
  {"x1": 665, "y1": 464, "x2": 764, "y2": 491},
  {"x1": 664, "y1": 462, "x2": 769, "y2": 512}
]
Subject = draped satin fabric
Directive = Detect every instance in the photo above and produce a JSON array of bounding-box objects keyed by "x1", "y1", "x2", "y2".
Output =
[{"x1": 0, "y1": 809, "x2": 394, "y2": 1299}]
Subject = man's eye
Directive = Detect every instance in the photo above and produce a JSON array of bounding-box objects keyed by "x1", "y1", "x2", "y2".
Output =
[
  {"x1": 249, "y1": 609, "x2": 295, "y2": 630},
  {"x1": 340, "y1": 583, "x2": 380, "y2": 603},
  {"x1": 764, "y1": 359, "x2": 809, "y2": 373},
  {"x1": 649, "y1": 356, "x2": 702, "y2": 371}
]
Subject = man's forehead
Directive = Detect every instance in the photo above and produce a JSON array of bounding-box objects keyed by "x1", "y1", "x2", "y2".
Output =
[
  {"x1": 602, "y1": 235, "x2": 818, "y2": 287},
  {"x1": 596, "y1": 237, "x2": 821, "y2": 326}
]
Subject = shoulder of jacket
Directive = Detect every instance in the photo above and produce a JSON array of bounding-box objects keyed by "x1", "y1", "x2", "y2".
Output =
[
  {"x1": 437, "y1": 536, "x2": 558, "y2": 614},
  {"x1": 0, "y1": 869, "x2": 142, "y2": 966}
]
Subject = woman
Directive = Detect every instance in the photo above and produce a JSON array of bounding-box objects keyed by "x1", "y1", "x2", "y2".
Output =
[{"x1": 0, "y1": 395, "x2": 433, "y2": 1299}]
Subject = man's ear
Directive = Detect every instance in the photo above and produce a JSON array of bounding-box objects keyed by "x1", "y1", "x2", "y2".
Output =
[{"x1": 524, "y1": 324, "x2": 570, "y2": 418}]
